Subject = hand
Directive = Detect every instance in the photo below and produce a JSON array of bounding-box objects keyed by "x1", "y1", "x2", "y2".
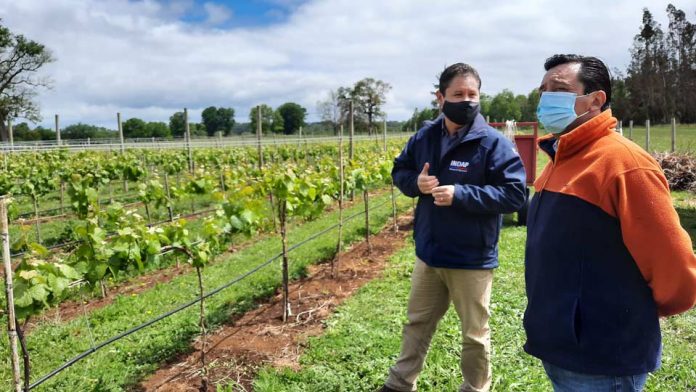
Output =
[
  {"x1": 432, "y1": 185, "x2": 455, "y2": 206},
  {"x1": 417, "y1": 162, "x2": 439, "y2": 194}
]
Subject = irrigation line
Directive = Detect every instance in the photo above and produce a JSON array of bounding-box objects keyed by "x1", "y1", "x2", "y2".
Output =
[{"x1": 26, "y1": 195, "x2": 395, "y2": 390}]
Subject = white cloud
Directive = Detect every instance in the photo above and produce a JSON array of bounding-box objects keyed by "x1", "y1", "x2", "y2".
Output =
[
  {"x1": 203, "y1": 2, "x2": 233, "y2": 26},
  {"x1": 0, "y1": 0, "x2": 694, "y2": 128}
]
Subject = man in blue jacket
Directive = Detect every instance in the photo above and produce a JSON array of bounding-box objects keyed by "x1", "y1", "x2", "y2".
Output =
[{"x1": 378, "y1": 63, "x2": 526, "y2": 392}]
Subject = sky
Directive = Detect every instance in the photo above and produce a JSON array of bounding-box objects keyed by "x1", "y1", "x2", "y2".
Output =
[{"x1": 1, "y1": 0, "x2": 695, "y2": 129}]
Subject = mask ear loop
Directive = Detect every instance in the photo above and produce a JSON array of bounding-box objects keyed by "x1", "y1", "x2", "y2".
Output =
[{"x1": 574, "y1": 91, "x2": 597, "y2": 119}]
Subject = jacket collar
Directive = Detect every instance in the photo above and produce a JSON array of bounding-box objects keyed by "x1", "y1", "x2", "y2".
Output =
[{"x1": 538, "y1": 109, "x2": 617, "y2": 161}]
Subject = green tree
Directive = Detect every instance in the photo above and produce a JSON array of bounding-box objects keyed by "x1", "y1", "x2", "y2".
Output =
[
  {"x1": 489, "y1": 89, "x2": 521, "y2": 121},
  {"x1": 10, "y1": 121, "x2": 36, "y2": 140},
  {"x1": 277, "y1": 102, "x2": 306, "y2": 134},
  {"x1": 123, "y1": 118, "x2": 148, "y2": 138},
  {"x1": 352, "y1": 78, "x2": 392, "y2": 135},
  {"x1": 249, "y1": 104, "x2": 274, "y2": 134},
  {"x1": 522, "y1": 89, "x2": 540, "y2": 122},
  {"x1": 626, "y1": 8, "x2": 670, "y2": 123},
  {"x1": 479, "y1": 93, "x2": 493, "y2": 118},
  {"x1": 271, "y1": 109, "x2": 284, "y2": 133},
  {"x1": 34, "y1": 125, "x2": 54, "y2": 140},
  {"x1": 336, "y1": 78, "x2": 392, "y2": 135},
  {"x1": 201, "y1": 106, "x2": 235, "y2": 136},
  {"x1": 0, "y1": 18, "x2": 54, "y2": 141},
  {"x1": 62, "y1": 123, "x2": 114, "y2": 139},
  {"x1": 169, "y1": 111, "x2": 186, "y2": 137},
  {"x1": 402, "y1": 107, "x2": 439, "y2": 132},
  {"x1": 145, "y1": 122, "x2": 171, "y2": 138}
]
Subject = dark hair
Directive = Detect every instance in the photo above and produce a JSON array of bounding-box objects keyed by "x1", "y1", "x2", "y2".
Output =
[
  {"x1": 438, "y1": 63, "x2": 481, "y2": 94},
  {"x1": 544, "y1": 54, "x2": 612, "y2": 110}
]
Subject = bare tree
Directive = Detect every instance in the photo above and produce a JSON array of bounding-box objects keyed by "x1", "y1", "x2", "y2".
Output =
[
  {"x1": 317, "y1": 90, "x2": 344, "y2": 135},
  {"x1": 0, "y1": 19, "x2": 54, "y2": 141}
]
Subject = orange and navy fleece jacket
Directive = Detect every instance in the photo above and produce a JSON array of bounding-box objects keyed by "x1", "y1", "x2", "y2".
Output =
[{"x1": 523, "y1": 109, "x2": 696, "y2": 376}]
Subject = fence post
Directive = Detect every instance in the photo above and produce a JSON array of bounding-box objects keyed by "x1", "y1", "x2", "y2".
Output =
[
  {"x1": 256, "y1": 105, "x2": 263, "y2": 169},
  {"x1": 629, "y1": 120, "x2": 633, "y2": 140},
  {"x1": 671, "y1": 117, "x2": 676, "y2": 153},
  {"x1": 349, "y1": 101, "x2": 354, "y2": 161},
  {"x1": 334, "y1": 124, "x2": 344, "y2": 279},
  {"x1": 1, "y1": 197, "x2": 23, "y2": 392},
  {"x1": 383, "y1": 119, "x2": 387, "y2": 153},
  {"x1": 185, "y1": 108, "x2": 193, "y2": 173},
  {"x1": 117, "y1": 112, "x2": 125, "y2": 153},
  {"x1": 8, "y1": 119, "x2": 13, "y2": 151},
  {"x1": 645, "y1": 119, "x2": 650, "y2": 151},
  {"x1": 618, "y1": 120, "x2": 623, "y2": 136},
  {"x1": 55, "y1": 114, "x2": 61, "y2": 146}
]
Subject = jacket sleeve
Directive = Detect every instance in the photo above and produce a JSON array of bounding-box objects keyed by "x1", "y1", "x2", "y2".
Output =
[
  {"x1": 609, "y1": 168, "x2": 696, "y2": 317},
  {"x1": 391, "y1": 135, "x2": 422, "y2": 198},
  {"x1": 452, "y1": 136, "x2": 527, "y2": 214}
]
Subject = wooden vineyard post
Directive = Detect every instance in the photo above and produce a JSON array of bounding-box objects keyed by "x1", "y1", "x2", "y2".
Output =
[
  {"x1": 256, "y1": 105, "x2": 263, "y2": 169},
  {"x1": 163, "y1": 173, "x2": 174, "y2": 222},
  {"x1": 185, "y1": 108, "x2": 193, "y2": 173},
  {"x1": 55, "y1": 114, "x2": 61, "y2": 146},
  {"x1": 258, "y1": 107, "x2": 278, "y2": 232},
  {"x1": 334, "y1": 124, "x2": 344, "y2": 279},
  {"x1": 279, "y1": 201, "x2": 290, "y2": 322},
  {"x1": 349, "y1": 101, "x2": 355, "y2": 201},
  {"x1": 349, "y1": 101, "x2": 355, "y2": 162},
  {"x1": 364, "y1": 188, "x2": 371, "y2": 254},
  {"x1": 60, "y1": 181, "x2": 66, "y2": 214},
  {"x1": 117, "y1": 112, "x2": 125, "y2": 153},
  {"x1": 1, "y1": 197, "x2": 23, "y2": 392},
  {"x1": 671, "y1": 117, "x2": 676, "y2": 153},
  {"x1": 384, "y1": 119, "x2": 398, "y2": 231},
  {"x1": 32, "y1": 195, "x2": 42, "y2": 244},
  {"x1": 629, "y1": 120, "x2": 633, "y2": 140},
  {"x1": 8, "y1": 118, "x2": 13, "y2": 151},
  {"x1": 645, "y1": 119, "x2": 651, "y2": 152}
]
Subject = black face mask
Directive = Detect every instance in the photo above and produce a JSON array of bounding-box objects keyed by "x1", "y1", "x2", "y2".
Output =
[{"x1": 442, "y1": 100, "x2": 480, "y2": 126}]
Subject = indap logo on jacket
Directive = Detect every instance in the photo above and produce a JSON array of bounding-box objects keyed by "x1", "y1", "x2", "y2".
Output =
[{"x1": 449, "y1": 160, "x2": 470, "y2": 172}]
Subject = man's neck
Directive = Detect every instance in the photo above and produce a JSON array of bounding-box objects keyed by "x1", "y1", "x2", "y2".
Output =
[{"x1": 444, "y1": 117, "x2": 463, "y2": 136}]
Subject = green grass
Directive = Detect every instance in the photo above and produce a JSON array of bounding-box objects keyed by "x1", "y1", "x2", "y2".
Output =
[
  {"x1": 623, "y1": 123, "x2": 696, "y2": 153},
  {"x1": 0, "y1": 192, "x2": 411, "y2": 391},
  {"x1": 253, "y1": 193, "x2": 696, "y2": 391}
]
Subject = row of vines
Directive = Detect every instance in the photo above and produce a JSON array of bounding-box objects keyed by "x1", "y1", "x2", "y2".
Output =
[{"x1": 1, "y1": 137, "x2": 405, "y2": 390}]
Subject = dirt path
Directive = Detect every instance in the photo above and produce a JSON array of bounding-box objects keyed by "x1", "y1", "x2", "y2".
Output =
[{"x1": 135, "y1": 214, "x2": 414, "y2": 392}]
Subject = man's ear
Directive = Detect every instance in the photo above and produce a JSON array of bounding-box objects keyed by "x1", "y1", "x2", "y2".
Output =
[
  {"x1": 435, "y1": 90, "x2": 445, "y2": 108},
  {"x1": 591, "y1": 90, "x2": 607, "y2": 111}
]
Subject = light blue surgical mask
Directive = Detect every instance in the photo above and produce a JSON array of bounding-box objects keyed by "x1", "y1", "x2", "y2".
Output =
[{"x1": 536, "y1": 92, "x2": 591, "y2": 134}]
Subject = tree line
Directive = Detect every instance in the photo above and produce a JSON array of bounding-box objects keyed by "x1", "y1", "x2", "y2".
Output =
[
  {"x1": 6, "y1": 102, "x2": 311, "y2": 141},
  {"x1": 611, "y1": 4, "x2": 696, "y2": 123}
]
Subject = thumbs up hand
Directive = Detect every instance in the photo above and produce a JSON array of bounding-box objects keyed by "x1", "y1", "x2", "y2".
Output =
[{"x1": 417, "y1": 162, "x2": 439, "y2": 194}]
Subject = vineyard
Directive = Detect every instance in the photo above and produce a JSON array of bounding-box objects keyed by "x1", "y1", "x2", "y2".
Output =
[{"x1": 0, "y1": 136, "x2": 410, "y2": 391}]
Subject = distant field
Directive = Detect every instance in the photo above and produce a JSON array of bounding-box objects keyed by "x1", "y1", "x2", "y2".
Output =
[{"x1": 622, "y1": 123, "x2": 696, "y2": 153}]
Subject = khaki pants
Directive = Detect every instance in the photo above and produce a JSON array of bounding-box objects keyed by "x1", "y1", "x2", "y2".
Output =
[{"x1": 386, "y1": 257, "x2": 493, "y2": 392}]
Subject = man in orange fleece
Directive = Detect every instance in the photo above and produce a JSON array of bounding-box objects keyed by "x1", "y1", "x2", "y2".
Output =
[{"x1": 523, "y1": 54, "x2": 696, "y2": 391}]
